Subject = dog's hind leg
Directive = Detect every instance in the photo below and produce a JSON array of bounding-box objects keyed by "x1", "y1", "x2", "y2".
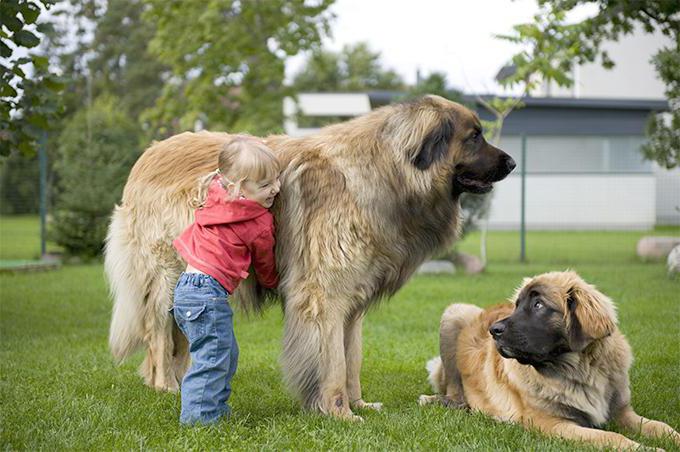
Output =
[
  {"x1": 140, "y1": 261, "x2": 181, "y2": 392},
  {"x1": 438, "y1": 303, "x2": 483, "y2": 408},
  {"x1": 345, "y1": 313, "x2": 382, "y2": 411}
]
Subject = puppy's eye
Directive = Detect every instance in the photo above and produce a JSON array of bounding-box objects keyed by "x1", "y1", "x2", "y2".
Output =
[{"x1": 533, "y1": 301, "x2": 543, "y2": 310}]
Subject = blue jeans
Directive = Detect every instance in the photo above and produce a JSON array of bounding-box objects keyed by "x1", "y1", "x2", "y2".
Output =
[{"x1": 173, "y1": 272, "x2": 239, "y2": 425}]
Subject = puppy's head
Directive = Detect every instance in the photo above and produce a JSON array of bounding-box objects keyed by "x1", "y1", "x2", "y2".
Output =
[{"x1": 489, "y1": 271, "x2": 618, "y2": 367}]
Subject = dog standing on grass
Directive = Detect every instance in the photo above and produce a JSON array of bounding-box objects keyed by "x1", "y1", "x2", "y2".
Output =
[
  {"x1": 420, "y1": 271, "x2": 680, "y2": 449},
  {"x1": 105, "y1": 95, "x2": 515, "y2": 420}
]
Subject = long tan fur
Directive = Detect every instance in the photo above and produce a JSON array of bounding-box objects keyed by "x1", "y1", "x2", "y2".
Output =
[
  {"x1": 421, "y1": 271, "x2": 680, "y2": 449},
  {"x1": 105, "y1": 96, "x2": 514, "y2": 418}
]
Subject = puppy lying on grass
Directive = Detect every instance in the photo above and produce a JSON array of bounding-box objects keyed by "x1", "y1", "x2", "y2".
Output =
[{"x1": 419, "y1": 271, "x2": 680, "y2": 449}]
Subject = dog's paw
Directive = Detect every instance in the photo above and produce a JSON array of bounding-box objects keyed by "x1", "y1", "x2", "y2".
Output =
[
  {"x1": 441, "y1": 396, "x2": 468, "y2": 410},
  {"x1": 352, "y1": 399, "x2": 383, "y2": 411},
  {"x1": 418, "y1": 394, "x2": 439, "y2": 406}
]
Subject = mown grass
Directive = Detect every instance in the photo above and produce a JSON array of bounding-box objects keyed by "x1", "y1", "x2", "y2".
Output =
[
  {"x1": 0, "y1": 217, "x2": 678, "y2": 450},
  {"x1": 0, "y1": 215, "x2": 61, "y2": 261}
]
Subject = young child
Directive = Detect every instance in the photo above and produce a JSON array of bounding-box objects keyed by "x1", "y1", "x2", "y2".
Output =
[{"x1": 172, "y1": 135, "x2": 281, "y2": 425}]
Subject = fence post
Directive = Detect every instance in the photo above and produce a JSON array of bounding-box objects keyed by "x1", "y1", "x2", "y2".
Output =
[
  {"x1": 520, "y1": 134, "x2": 527, "y2": 263},
  {"x1": 39, "y1": 132, "x2": 47, "y2": 259}
]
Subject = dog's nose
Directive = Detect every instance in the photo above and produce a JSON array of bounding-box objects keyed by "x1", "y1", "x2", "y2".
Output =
[
  {"x1": 489, "y1": 322, "x2": 506, "y2": 337},
  {"x1": 505, "y1": 156, "x2": 516, "y2": 174}
]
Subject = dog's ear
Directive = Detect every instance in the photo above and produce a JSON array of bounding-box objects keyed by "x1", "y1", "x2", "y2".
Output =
[
  {"x1": 566, "y1": 282, "x2": 617, "y2": 352},
  {"x1": 383, "y1": 99, "x2": 455, "y2": 170},
  {"x1": 412, "y1": 116, "x2": 455, "y2": 170}
]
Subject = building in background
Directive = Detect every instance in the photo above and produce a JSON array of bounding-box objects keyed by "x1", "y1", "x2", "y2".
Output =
[{"x1": 283, "y1": 29, "x2": 679, "y2": 229}]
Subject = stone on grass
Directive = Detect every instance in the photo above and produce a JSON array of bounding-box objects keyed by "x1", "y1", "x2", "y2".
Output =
[
  {"x1": 636, "y1": 236, "x2": 680, "y2": 261},
  {"x1": 453, "y1": 252, "x2": 485, "y2": 274},
  {"x1": 417, "y1": 260, "x2": 456, "y2": 275}
]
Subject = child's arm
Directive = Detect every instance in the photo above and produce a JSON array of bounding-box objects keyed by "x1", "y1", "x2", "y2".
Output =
[{"x1": 250, "y1": 229, "x2": 279, "y2": 289}]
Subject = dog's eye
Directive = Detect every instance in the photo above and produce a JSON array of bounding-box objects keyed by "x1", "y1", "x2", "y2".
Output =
[{"x1": 533, "y1": 300, "x2": 543, "y2": 310}]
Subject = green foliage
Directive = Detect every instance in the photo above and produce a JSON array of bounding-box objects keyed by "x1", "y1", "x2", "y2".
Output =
[
  {"x1": 142, "y1": 0, "x2": 335, "y2": 137},
  {"x1": 0, "y1": 151, "x2": 39, "y2": 214},
  {"x1": 642, "y1": 47, "x2": 680, "y2": 169},
  {"x1": 293, "y1": 42, "x2": 404, "y2": 92},
  {"x1": 88, "y1": 0, "x2": 168, "y2": 123},
  {"x1": 404, "y1": 71, "x2": 463, "y2": 102},
  {"x1": 0, "y1": 0, "x2": 65, "y2": 156},
  {"x1": 499, "y1": 1, "x2": 680, "y2": 168},
  {"x1": 292, "y1": 42, "x2": 405, "y2": 128},
  {"x1": 51, "y1": 96, "x2": 142, "y2": 258}
]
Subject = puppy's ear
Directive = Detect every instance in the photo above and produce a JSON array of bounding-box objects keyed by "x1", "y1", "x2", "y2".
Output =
[
  {"x1": 566, "y1": 282, "x2": 617, "y2": 352},
  {"x1": 412, "y1": 116, "x2": 454, "y2": 170}
]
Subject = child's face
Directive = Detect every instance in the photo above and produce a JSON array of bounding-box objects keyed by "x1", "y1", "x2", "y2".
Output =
[{"x1": 239, "y1": 175, "x2": 281, "y2": 209}]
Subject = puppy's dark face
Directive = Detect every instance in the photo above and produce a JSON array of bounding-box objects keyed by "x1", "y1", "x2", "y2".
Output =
[{"x1": 489, "y1": 284, "x2": 571, "y2": 367}]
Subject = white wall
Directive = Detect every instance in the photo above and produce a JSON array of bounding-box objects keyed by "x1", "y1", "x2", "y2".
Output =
[
  {"x1": 540, "y1": 27, "x2": 671, "y2": 100},
  {"x1": 487, "y1": 174, "x2": 657, "y2": 230},
  {"x1": 655, "y1": 165, "x2": 680, "y2": 225}
]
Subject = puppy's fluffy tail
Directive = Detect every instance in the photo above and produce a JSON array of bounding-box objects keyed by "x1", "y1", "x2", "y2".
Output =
[
  {"x1": 105, "y1": 206, "x2": 144, "y2": 362},
  {"x1": 426, "y1": 356, "x2": 444, "y2": 393}
]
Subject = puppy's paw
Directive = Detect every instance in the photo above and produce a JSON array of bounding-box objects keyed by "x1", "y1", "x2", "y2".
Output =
[{"x1": 352, "y1": 399, "x2": 383, "y2": 411}]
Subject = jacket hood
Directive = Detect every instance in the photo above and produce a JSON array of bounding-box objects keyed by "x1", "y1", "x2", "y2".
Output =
[{"x1": 195, "y1": 178, "x2": 269, "y2": 226}]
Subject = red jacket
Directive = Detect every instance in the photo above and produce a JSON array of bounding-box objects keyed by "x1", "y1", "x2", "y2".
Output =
[{"x1": 173, "y1": 177, "x2": 279, "y2": 293}]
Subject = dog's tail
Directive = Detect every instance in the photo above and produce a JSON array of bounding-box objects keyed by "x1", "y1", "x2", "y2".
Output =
[
  {"x1": 281, "y1": 306, "x2": 323, "y2": 410},
  {"x1": 104, "y1": 206, "x2": 145, "y2": 362},
  {"x1": 426, "y1": 356, "x2": 444, "y2": 393}
]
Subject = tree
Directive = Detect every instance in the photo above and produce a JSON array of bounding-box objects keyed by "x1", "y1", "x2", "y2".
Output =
[
  {"x1": 51, "y1": 96, "x2": 142, "y2": 257},
  {"x1": 293, "y1": 42, "x2": 404, "y2": 92},
  {"x1": 499, "y1": 0, "x2": 680, "y2": 168},
  {"x1": 405, "y1": 71, "x2": 462, "y2": 101},
  {"x1": 0, "y1": 150, "x2": 39, "y2": 214},
  {"x1": 142, "y1": 0, "x2": 335, "y2": 137},
  {"x1": 642, "y1": 47, "x2": 679, "y2": 169},
  {"x1": 1, "y1": 0, "x2": 64, "y2": 156}
]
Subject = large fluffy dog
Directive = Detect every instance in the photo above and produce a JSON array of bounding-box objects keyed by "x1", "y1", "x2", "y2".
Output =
[
  {"x1": 105, "y1": 95, "x2": 515, "y2": 419},
  {"x1": 420, "y1": 271, "x2": 680, "y2": 448}
]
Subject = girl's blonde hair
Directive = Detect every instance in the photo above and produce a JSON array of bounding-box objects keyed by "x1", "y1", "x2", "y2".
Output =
[{"x1": 194, "y1": 135, "x2": 280, "y2": 207}]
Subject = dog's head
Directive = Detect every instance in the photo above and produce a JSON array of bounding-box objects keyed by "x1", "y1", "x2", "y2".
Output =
[
  {"x1": 382, "y1": 95, "x2": 516, "y2": 195},
  {"x1": 489, "y1": 271, "x2": 618, "y2": 367}
]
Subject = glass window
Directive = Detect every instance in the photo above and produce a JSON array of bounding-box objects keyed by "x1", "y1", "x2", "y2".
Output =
[{"x1": 498, "y1": 135, "x2": 652, "y2": 173}]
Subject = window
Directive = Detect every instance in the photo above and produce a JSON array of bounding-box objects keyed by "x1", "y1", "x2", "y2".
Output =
[{"x1": 498, "y1": 136, "x2": 652, "y2": 173}]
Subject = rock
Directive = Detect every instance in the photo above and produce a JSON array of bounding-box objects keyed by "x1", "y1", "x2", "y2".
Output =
[
  {"x1": 417, "y1": 260, "x2": 456, "y2": 275},
  {"x1": 668, "y1": 245, "x2": 680, "y2": 275},
  {"x1": 636, "y1": 236, "x2": 680, "y2": 261},
  {"x1": 453, "y1": 252, "x2": 485, "y2": 274}
]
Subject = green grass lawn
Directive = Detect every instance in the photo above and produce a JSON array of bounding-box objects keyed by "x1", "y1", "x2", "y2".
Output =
[
  {"x1": 1, "y1": 217, "x2": 678, "y2": 450},
  {"x1": 0, "y1": 215, "x2": 61, "y2": 261}
]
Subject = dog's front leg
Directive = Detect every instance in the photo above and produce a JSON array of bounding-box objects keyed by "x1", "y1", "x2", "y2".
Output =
[
  {"x1": 344, "y1": 313, "x2": 382, "y2": 412},
  {"x1": 616, "y1": 406, "x2": 680, "y2": 447},
  {"x1": 532, "y1": 417, "x2": 643, "y2": 449}
]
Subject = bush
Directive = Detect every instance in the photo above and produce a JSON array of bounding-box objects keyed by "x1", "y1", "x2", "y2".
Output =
[
  {"x1": 0, "y1": 150, "x2": 40, "y2": 214},
  {"x1": 51, "y1": 96, "x2": 141, "y2": 258}
]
